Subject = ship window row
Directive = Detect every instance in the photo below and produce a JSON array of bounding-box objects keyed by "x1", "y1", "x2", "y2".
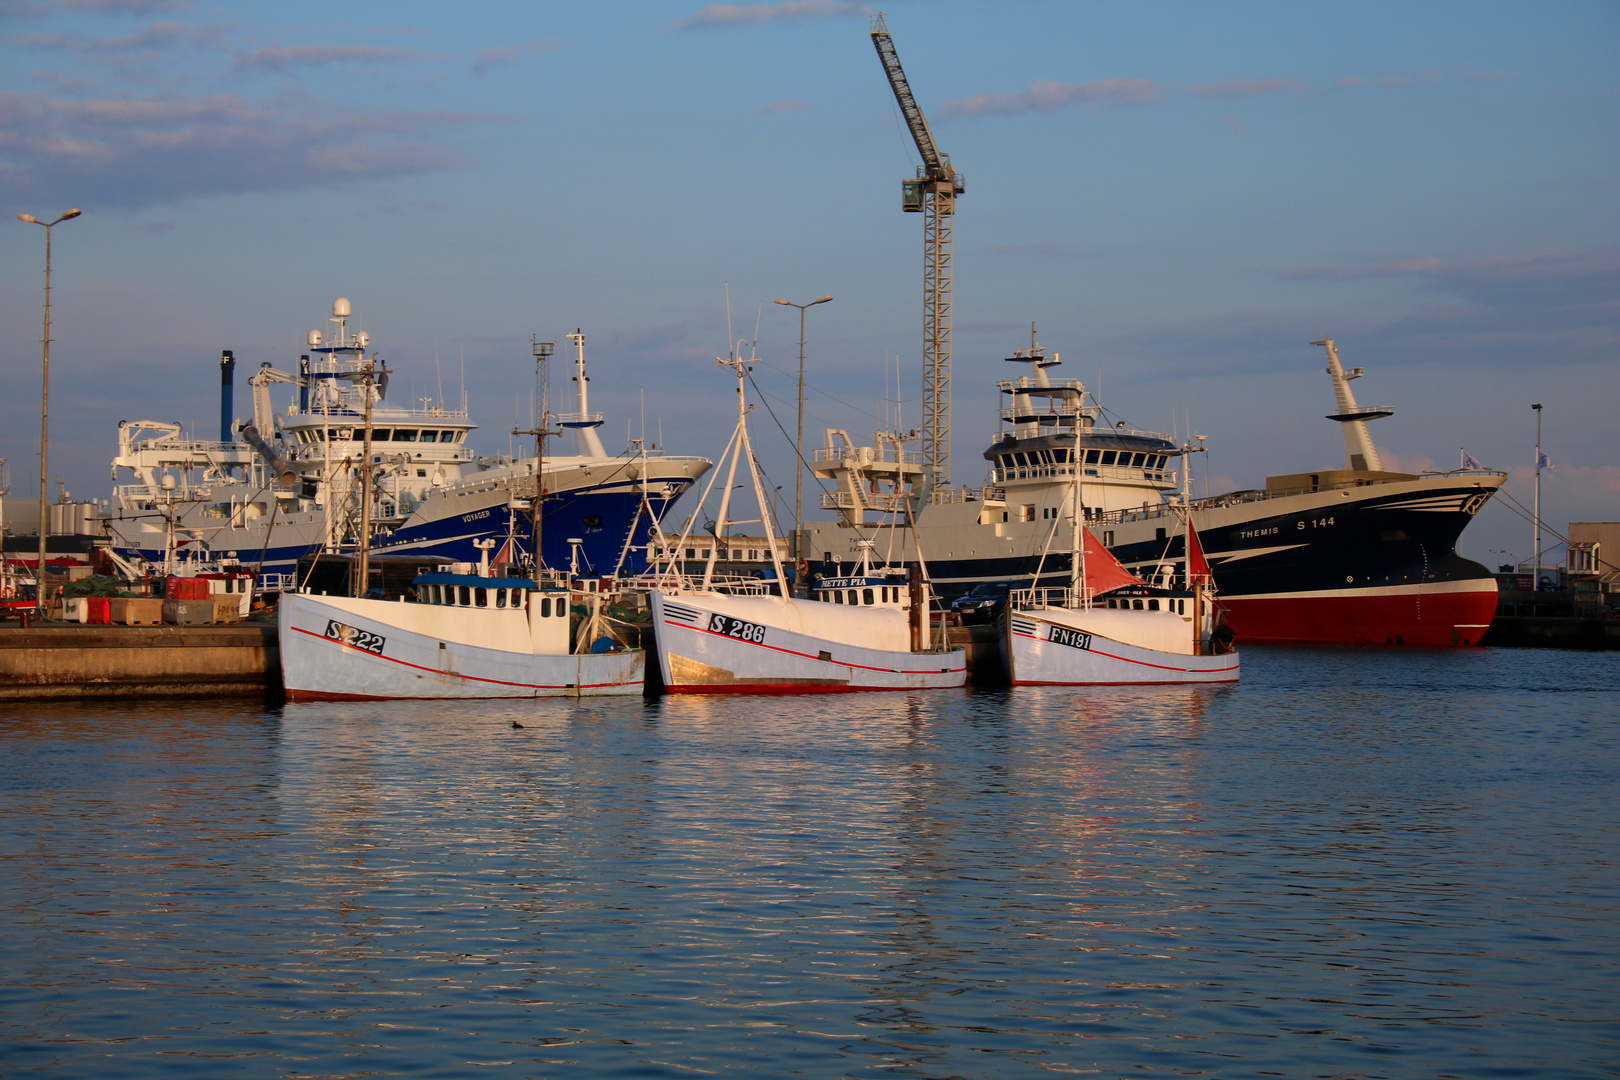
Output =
[
  {"x1": 420, "y1": 583, "x2": 536, "y2": 611},
  {"x1": 827, "y1": 586, "x2": 898, "y2": 606},
  {"x1": 998, "y1": 450, "x2": 1170, "y2": 470},
  {"x1": 293, "y1": 428, "x2": 465, "y2": 444},
  {"x1": 1103, "y1": 596, "x2": 1186, "y2": 614},
  {"x1": 653, "y1": 546, "x2": 774, "y2": 561}
]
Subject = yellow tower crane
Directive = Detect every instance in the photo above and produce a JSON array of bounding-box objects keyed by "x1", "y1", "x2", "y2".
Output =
[{"x1": 870, "y1": 12, "x2": 964, "y2": 488}]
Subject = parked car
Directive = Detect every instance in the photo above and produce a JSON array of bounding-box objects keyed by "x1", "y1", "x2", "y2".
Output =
[{"x1": 949, "y1": 580, "x2": 1018, "y2": 624}]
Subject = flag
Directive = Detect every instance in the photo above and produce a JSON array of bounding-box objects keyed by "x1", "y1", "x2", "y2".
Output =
[
  {"x1": 1462, "y1": 450, "x2": 1484, "y2": 470},
  {"x1": 1537, "y1": 450, "x2": 1554, "y2": 471},
  {"x1": 1186, "y1": 521, "x2": 1214, "y2": 585}
]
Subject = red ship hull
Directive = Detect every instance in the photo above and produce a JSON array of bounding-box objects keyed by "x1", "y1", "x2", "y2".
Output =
[{"x1": 1221, "y1": 578, "x2": 1499, "y2": 647}]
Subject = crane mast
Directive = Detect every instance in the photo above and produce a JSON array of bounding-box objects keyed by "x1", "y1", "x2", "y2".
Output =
[{"x1": 871, "y1": 13, "x2": 964, "y2": 488}]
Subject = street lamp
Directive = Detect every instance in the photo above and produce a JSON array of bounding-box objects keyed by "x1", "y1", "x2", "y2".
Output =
[
  {"x1": 773, "y1": 294, "x2": 832, "y2": 560},
  {"x1": 16, "y1": 208, "x2": 81, "y2": 613}
]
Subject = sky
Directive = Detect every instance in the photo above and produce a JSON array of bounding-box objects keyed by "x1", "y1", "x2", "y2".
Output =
[{"x1": 1, "y1": 0, "x2": 1615, "y2": 569}]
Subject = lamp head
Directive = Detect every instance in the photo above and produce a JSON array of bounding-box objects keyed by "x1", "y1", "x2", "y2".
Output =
[
  {"x1": 61, "y1": 209, "x2": 81, "y2": 221},
  {"x1": 773, "y1": 299, "x2": 790, "y2": 306},
  {"x1": 17, "y1": 214, "x2": 37, "y2": 223},
  {"x1": 813, "y1": 295, "x2": 833, "y2": 304}
]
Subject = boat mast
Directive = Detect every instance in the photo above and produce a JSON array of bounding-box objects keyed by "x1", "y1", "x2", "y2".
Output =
[
  {"x1": 1314, "y1": 338, "x2": 1392, "y2": 472},
  {"x1": 354, "y1": 355, "x2": 377, "y2": 598},
  {"x1": 1532, "y1": 402, "x2": 1543, "y2": 577},
  {"x1": 522, "y1": 338, "x2": 557, "y2": 573},
  {"x1": 1069, "y1": 463, "x2": 1085, "y2": 608}
]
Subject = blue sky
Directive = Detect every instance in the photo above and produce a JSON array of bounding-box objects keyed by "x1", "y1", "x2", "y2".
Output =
[{"x1": 2, "y1": 0, "x2": 1615, "y2": 567}]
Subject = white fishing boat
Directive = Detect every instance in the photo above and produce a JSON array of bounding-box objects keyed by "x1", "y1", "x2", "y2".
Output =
[
  {"x1": 1002, "y1": 471, "x2": 1238, "y2": 686},
  {"x1": 649, "y1": 351, "x2": 966, "y2": 695},
  {"x1": 278, "y1": 555, "x2": 644, "y2": 701}
]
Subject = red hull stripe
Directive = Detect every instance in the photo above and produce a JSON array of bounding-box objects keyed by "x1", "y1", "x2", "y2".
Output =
[
  {"x1": 288, "y1": 625, "x2": 638, "y2": 691},
  {"x1": 1012, "y1": 630, "x2": 1239, "y2": 675},
  {"x1": 1011, "y1": 679, "x2": 1238, "y2": 686},
  {"x1": 664, "y1": 618, "x2": 965, "y2": 676},
  {"x1": 664, "y1": 683, "x2": 940, "y2": 696}
]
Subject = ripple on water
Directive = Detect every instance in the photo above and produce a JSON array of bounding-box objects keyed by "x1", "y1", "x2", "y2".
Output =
[{"x1": 1, "y1": 646, "x2": 1616, "y2": 1077}]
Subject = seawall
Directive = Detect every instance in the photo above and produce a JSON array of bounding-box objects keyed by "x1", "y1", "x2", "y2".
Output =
[{"x1": 0, "y1": 625, "x2": 281, "y2": 702}]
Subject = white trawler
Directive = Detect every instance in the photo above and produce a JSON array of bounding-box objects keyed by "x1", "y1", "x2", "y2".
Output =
[
  {"x1": 106, "y1": 300, "x2": 710, "y2": 584},
  {"x1": 1001, "y1": 465, "x2": 1238, "y2": 686},
  {"x1": 278, "y1": 549, "x2": 643, "y2": 701},
  {"x1": 649, "y1": 350, "x2": 965, "y2": 695},
  {"x1": 802, "y1": 331, "x2": 1505, "y2": 647}
]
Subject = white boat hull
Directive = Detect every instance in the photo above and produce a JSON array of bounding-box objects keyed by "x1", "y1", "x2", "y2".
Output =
[
  {"x1": 651, "y1": 591, "x2": 966, "y2": 694},
  {"x1": 279, "y1": 592, "x2": 643, "y2": 701},
  {"x1": 1004, "y1": 610, "x2": 1240, "y2": 685}
]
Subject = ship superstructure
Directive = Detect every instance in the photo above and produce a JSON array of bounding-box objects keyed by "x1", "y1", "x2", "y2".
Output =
[
  {"x1": 802, "y1": 333, "x2": 1504, "y2": 647},
  {"x1": 106, "y1": 300, "x2": 710, "y2": 583},
  {"x1": 801, "y1": 330, "x2": 1179, "y2": 590}
]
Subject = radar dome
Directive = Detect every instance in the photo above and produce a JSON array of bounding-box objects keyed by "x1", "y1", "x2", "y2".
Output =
[
  {"x1": 308, "y1": 330, "x2": 322, "y2": 347},
  {"x1": 356, "y1": 332, "x2": 369, "y2": 348},
  {"x1": 332, "y1": 298, "x2": 351, "y2": 317}
]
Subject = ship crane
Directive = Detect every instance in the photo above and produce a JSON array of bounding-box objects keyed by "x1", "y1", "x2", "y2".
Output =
[{"x1": 871, "y1": 13, "x2": 964, "y2": 488}]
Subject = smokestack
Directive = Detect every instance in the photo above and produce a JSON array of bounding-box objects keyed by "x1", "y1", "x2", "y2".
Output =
[
  {"x1": 219, "y1": 350, "x2": 236, "y2": 443},
  {"x1": 299, "y1": 355, "x2": 310, "y2": 412}
]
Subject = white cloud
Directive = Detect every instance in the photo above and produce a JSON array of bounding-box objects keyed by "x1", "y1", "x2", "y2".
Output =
[
  {"x1": 939, "y1": 77, "x2": 1164, "y2": 119},
  {"x1": 672, "y1": 1, "x2": 865, "y2": 30}
]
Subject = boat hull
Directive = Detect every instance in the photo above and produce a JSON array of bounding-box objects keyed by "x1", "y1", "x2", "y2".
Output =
[
  {"x1": 1004, "y1": 611, "x2": 1240, "y2": 685},
  {"x1": 110, "y1": 458, "x2": 707, "y2": 581},
  {"x1": 651, "y1": 591, "x2": 966, "y2": 695},
  {"x1": 278, "y1": 592, "x2": 643, "y2": 700}
]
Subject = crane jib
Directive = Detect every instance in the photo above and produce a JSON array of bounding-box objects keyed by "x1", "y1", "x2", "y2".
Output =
[{"x1": 869, "y1": 20, "x2": 946, "y2": 181}]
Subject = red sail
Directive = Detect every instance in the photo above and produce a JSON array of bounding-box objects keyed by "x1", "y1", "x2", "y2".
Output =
[
  {"x1": 1083, "y1": 527, "x2": 1147, "y2": 594},
  {"x1": 1186, "y1": 521, "x2": 1214, "y2": 585}
]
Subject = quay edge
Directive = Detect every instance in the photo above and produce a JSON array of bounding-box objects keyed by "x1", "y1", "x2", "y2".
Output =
[{"x1": 0, "y1": 624, "x2": 280, "y2": 702}]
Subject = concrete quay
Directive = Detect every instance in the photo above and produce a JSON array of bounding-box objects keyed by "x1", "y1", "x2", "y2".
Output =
[{"x1": 0, "y1": 624, "x2": 280, "y2": 702}]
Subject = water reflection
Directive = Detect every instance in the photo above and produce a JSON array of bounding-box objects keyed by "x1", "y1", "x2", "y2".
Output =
[{"x1": 0, "y1": 647, "x2": 1615, "y2": 1077}]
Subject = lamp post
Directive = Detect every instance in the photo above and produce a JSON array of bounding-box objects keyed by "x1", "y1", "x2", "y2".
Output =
[
  {"x1": 1532, "y1": 402, "x2": 1543, "y2": 581},
  {"x1": 16, "y1": 208, "x2": 81, "y2": 613},
  {"x1": 773, "y1": 295, "x2": 832, "y2": 560}
]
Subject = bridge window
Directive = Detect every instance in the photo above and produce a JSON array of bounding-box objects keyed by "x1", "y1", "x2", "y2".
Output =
[
  {"x1": 458, "y1": 585, "x2": 470, "y2": 606},
  {"x1": 372, "y1": 429, "x2": 392, "y2": 441},
  {"x1": 495, "y1": 589, "x2": 506, "y2": 609},
  {"x1": 1099, "y1": 451, "x2": 1117, "y2": 466},
  {"x1": 1148, "y1": 598, "x2": 1159, "y2": 611},
  {"x1": 863, "y1": 588, "x2": 874, "y2": 605},
  {"x1": 1084, "y1": 450, "x2": 1100, "y2": 464},
  {"x1": 395, "y1": 430, "x2": 417, "y2": 442}
]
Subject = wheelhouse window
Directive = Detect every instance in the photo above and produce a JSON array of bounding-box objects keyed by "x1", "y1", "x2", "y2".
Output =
[
  {"x1": 1084, "y1": 449, "x2": 1100, "y2": 464},
  {"x1": 458, "y1": 585, "x2": 470, "y2": 605},
  {"x1": 395, "y1": 430, "x2": 418, "y2": 442},
  {"x1": 1099, "y1": 451, "x2": 1117, "y2": 466},
  {"x1": 495, "y1": 589, "x2": 506, "y2": 609},
  {"x1": 475, "y1": 588, "x2": 488, "y2": 608},
  {"x1": 863, "y1": 588, "x2": 874, "y2": 605},
  {"x1": 372, "y1": 429, "x2": 392, "y2": 441}
]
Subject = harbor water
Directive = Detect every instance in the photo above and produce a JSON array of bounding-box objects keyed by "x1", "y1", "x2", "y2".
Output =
[{"x1": 2, "y1": 647, "x2": 1615, "y2": 1078}]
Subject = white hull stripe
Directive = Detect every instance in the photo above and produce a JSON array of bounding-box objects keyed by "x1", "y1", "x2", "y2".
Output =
[{"x1": 1223, "y1": 577, "x2": 1497, "y2": 602}]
